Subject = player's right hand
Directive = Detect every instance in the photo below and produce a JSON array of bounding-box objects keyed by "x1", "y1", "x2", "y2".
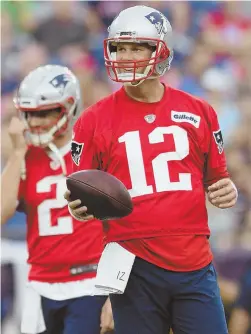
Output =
[
  {"x1": 8, "y1": 116, "x2": 28, "y2": 154},
  {"x1": 64, "y1": 190, "x2": 94, "y2": 221}
]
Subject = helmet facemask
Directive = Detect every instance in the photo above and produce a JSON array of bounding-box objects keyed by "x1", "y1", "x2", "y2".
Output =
[
  {"x1": 17, "y1": 98, "x2": 77, "y2": 147},
  {"x1": 104, "y1": 37, "x2": 171, "y2": 86}
]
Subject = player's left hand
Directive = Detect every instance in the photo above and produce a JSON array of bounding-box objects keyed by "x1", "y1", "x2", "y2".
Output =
[
  {"x1": 207, "y1": 178, "x2": 237, "y2": 209},
  {"x1": 100, "y1": 297, "x2": 114, "y2": 333}
]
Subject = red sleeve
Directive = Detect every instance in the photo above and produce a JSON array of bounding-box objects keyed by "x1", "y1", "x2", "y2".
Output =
[
  {"x1": 203, "y1": 105, "x2": 229, "y2": 187},
  {"x1": 71, "y1": 108, "x2": 101, "y2": 173}
]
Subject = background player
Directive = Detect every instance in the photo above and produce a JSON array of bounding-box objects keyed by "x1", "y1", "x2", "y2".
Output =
[{"x1": 1, "y1": 65, "x2": 113, "y2": 334}]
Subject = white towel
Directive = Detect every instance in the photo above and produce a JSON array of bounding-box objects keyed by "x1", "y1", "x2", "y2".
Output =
[
  {"x1": 94, "y1": 242, "x2": 135, "y2": 295},
  {"x1": 21, "y1": 284, "x2": 46, "y2": 334}
]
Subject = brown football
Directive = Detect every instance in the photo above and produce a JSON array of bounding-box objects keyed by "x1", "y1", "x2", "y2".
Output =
[{"x1": 66, "y1": 170, "x2": 133, "y2": 220}]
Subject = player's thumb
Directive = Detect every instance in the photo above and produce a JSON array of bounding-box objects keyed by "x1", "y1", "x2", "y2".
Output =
[{"x1": 64, "y1": 190, "x2": 71, "y2": 201}]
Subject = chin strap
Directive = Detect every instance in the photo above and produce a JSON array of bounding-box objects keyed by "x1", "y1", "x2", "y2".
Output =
[{"x1": 48, "y1": 142, "x2": 67, "y2": 176}]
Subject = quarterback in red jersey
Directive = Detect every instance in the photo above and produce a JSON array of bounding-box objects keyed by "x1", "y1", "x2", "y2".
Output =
[
  {"x1": 1, "y1": 65, "x2": 113, "y2": 334},
  {"x1": 66, "y1": 5, "x2": 238, "y2": 334}
]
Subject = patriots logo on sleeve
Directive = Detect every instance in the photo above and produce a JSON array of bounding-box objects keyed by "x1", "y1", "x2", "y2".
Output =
[
  {"x1": 49, "y1": 74, "x2": 70, "y2": 95},
  {"x1": 145, "y1": 11, "x2": 165, "y2": 35},
  {"x1": 213, "y1": 130, "x2": 224, "y2": 154},
  {"x1": 71, "y1": 141, "x2": 84, "y2": 166}
]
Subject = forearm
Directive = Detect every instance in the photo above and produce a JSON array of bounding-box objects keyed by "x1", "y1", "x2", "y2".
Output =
[{"x1": 1, "y1": 151, "x2": 25, "y2": 223}]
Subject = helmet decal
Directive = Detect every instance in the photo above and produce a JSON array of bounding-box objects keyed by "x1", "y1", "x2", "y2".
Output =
[
  {"x1": 145, "y1": 11, "x2": 165, "y2": 36},
  {"x1": 49, "y1": 74, "x2": 71, "y2": 95}
]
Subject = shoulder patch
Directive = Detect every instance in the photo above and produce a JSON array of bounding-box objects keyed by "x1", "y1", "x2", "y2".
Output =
[
  {"x1": 71, "y1": 141, "x2": 84, "y2": 166},
  {"x1": 213, "y1": 130, "x2": 224, "y2": 154}
]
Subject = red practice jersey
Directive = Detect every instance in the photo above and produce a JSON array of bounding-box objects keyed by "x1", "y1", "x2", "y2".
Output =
[
  {"x1": 72, "y1": 85, "x2": 229, "y2": 270},
  {"x1": 18, "y1": 143, "x2": 103, "y2": 282}
]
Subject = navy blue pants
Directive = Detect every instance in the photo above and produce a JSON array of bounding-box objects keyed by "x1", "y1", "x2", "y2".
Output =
[
  {"x1": 41, "y1": 295, "x2": 107, "y2": 334},
  {"x1": 110, "y1": 257, "x2": 228, "y2": 334}
]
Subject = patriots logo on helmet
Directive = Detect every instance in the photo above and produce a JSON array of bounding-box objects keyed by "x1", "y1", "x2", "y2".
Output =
[
  {"x1": 71, "y1": 141, "x2": 84, "y2": 166},
  {"x1": 145, "y1": 11, "x2": 165, "y2": 35},
  {"x1": 49, "y1": 74, "x2": 71, "y2": 95}
]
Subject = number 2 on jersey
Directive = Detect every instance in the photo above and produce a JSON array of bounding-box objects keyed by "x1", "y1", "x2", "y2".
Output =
[
  {"x1": 36, "y1": 175, "x2": 73, "y2": 236},
  {"x1": 119, "y1": 126, "x2": 192, "y2": 197}
]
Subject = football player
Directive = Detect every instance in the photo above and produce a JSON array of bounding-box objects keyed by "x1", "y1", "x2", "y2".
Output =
[
  {"x1": 65, "y1": 5, "x2": 238, "y2": 334},
  {"x1": 1, "y1": 65, "x2": 113, "y2": 334}
]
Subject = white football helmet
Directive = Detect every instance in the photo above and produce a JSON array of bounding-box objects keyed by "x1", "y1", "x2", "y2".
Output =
[
  {"x1": 14, "y1": 64, "x2": 82, "y2": 147},
  {"x1": 104, "y1": 5, "x2": 173, "y2": 86}
]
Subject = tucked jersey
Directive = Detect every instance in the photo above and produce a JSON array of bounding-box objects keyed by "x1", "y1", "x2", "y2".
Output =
[
  {"x1": 72, "y1": 85, "x2": 229, "y2": 270},
  {"x1": 18, "y1": 142, "x2": 103, "y2": 283}
]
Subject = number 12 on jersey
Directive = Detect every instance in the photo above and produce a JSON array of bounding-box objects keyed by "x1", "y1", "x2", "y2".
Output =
[{"x1": 119, "y1": 126, "x2": 192, "y2": 198}]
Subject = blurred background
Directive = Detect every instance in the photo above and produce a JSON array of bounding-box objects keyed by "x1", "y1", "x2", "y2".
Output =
[{"x1": 1, "y1": 1, "x2": 251, "y2": 333}]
